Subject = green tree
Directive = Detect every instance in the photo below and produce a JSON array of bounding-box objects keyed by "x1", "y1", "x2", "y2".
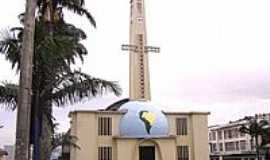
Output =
[
  {"x1": 239, "y1": 116, "x2": 270, "y2": 160},
  {"x1": 0, "y1": 1, "x2": 121, "y2": 159},
  {"x1": 51, "y1": 130, "x2": 79, "y2": 160}
]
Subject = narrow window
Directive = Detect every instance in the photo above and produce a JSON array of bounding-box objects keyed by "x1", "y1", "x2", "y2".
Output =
[
  {"x1": 212, "y1": 143, "x2": 217, "y2": 152},
  {"x1": 218, "y1": 130, "x2": 222, "y2": 140},
  {"x1": 98, "y1": 117, "x2": 112, "y2": 136},
  {"x1": 177, "y1": 146, "x2": 189, "y2": 160},
  {"x1": 212, "y1": 131, "x2": 216, "y2": 140},
  {"x1": 98, "y1": 146, "x2": 112, "y2": 160},
  {"x1": 176, "y1": 118, "x2": 188, "y2": 135},
  {"x1": 219, "y1": 143, "x2": 223, "y2": 152},
  {"x1": 240, "y1": 140, "x2": 246, "y2": 151},
  {"x1": 235, "y1": 141, "x2": 239, "y2": 151}
]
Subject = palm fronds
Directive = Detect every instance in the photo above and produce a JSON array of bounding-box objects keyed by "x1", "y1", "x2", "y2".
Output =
[
  {"x1": 239, "y1": 116, "x2": 270, "y2": 159},
  {"x1": 49, "y1": 71, "x2": 121, "y2": 106},
  {"x1": 51, "y1": 130, "x2": 80, "y2": 152},
  {"x1": 0, "y1": 82, "x2": 18, "y2": 110},
  {"x1": 0, "y1": 30, "x2": 21, "y2": 71},
  {"x1": 58, "y1": 0, "x2": 96, "y2": 27}
]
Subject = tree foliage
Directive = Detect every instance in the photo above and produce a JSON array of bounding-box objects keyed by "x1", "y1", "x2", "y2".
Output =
[
  {"x1": 51, "y1": 130, "x2": 80, "y2": 151},
  {"x1": 239, "y1": 116, "x2": 270, "y2": 159},
  {"x1": 0, "y1": 0, "x2": 121, "y2": 159}
]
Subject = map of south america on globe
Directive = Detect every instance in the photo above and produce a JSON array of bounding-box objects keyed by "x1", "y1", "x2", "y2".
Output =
[{"x1": 139, "y1": 111, "x2": 156, "y2": 134}]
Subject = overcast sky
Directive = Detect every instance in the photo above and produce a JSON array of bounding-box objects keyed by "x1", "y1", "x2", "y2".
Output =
[{"x1": 1, "y1": 0, "x2": 270, "y2": 146}]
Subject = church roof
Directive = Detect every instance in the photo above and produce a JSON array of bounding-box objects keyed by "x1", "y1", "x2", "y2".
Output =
[{"x1": 105, "y1": 98, "x2": 130, "y2": 111}]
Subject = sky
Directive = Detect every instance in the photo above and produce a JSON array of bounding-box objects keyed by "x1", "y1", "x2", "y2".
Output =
[{"x1": 1, "y1": 0, "x2": 270, "y2": 146}]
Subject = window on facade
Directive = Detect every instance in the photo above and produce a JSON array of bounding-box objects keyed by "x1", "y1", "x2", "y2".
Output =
[
  {"x1": 98, "y1": 117, "x2": 112, "y2": 136},
  {"x1": 218, "y1": 131, "x2": 222, "y2": 140},
  {"x1": 224, "y1": 130, "x2": 227, "y2": 139},
  {"x1": 240, "y1": 131, "x2": 245, "y2": 137},
  {"x1": 212, "y1": 143, "x2": 217, "y2": 152},
  {"x1": 225, "y1": 142, "x2": 235, "y2": 151},
  {"x1": 176, "y1": 118, "x2": 188, "y2": 135},
  {"x1": 177, "y1": 146, "x2": 189, "y2": 160},
  {"x1": 235, "y1": 141, "x2": 239, "y2": 151},
  {"x1": 209, "y1": 133, "x2": 212, "y2": 141},
  {"x1": 224, "y1": 129, "x2": 234, "y2": 139},
  {"x1": 98, "y1": 146, "x2": 112, "y2": 160},
  {"x1": 212, "y1": 131, "x2": 216, "y2": 140},
  {"x1": 209, "y1": 143, "x2": 213, "y2": 152},
  {"x1": 229, "y1": 128, "x2": 239, "y2": 138},
  {"x1": 228, "y1": 130, "x2": 232, "y2": 139},
  {"x1": 219, "y1": 143, "x2": 223, "y2": 152},
  {"x1": 234, "y1": 128, "x2": 239, "y2": 138},
  {"x1": 240, "y1": 140, "x2": 246, "y2": 151}
]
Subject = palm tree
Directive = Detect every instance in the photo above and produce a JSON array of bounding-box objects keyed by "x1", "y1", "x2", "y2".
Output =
[
  {"x1": 36, "y1": 0, "x2": 96, "y2": 36},
  {"x1": 261, "y1": 127, "x2": 270, "y2": 146},
  {"x1": 51, "y1": 130, "x2": 79, "y2": 160},
  {"x1": 239, "y1": 116, "x2": 270, "y2": 160},
  {"x1": 260, "y1": 124, "x2": 270, "y2": 159},
  {"x1": 0, "y1": 1, "x2": 121, "y2": 159},
  {"x1": 0, "y1": 23, "x2": 121, "y2": 159}
]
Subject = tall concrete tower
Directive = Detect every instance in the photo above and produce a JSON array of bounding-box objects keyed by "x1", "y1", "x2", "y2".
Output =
[{"x1": 122, "y1": 0, "x2": 160, "y2": 101}]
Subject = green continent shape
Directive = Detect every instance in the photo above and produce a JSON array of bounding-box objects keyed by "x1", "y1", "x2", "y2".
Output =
[{"x1": 139, "y1": 111, "x2": 154, "y2": 134}]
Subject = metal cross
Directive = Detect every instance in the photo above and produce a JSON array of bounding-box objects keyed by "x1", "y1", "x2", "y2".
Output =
[{"x1": 121, "y1": 44, "x2": 160, "y2": 53}]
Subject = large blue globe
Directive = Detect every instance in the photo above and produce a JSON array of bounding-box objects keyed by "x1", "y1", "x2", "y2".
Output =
[{"x1": 119, "y1": 101, "x2": 169, "y2": 138}]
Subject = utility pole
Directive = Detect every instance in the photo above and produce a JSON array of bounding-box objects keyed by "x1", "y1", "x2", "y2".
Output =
[{"x1": 15, "y1": 0, "x2": 36, "y2": 159}]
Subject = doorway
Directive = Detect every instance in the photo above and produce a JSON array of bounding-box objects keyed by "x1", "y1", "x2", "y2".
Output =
[{"x1": 139, "y1": 146, "x2": 155, "y2": 160}]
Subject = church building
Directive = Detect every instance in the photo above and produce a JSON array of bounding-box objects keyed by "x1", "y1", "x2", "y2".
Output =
[{"x1": 69, "y1": 0, "x2": 210, "y2": 160}]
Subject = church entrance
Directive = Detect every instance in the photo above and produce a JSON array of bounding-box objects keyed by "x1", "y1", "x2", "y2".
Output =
[{"x1": 139, "y1": 146, "x2": 155, "y2": 160}]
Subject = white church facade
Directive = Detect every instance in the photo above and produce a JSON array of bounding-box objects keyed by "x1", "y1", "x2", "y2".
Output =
[
  {"x1": 69, "y1": 100, "x2": 209, "y2": 160},
  {"x1": 69, "y1": 0, "x2": 210, "y2": 159}
]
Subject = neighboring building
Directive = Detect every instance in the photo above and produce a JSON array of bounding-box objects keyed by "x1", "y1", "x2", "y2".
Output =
[
  {"x1": 0, "y1": 148, "x2": 8, "y2": 160},
  {"x1": 69, "y1": 100, "x2": 210, "y2": 160},
  {"x1": 209, "y1": 113, "x2": 270, "y2": 160},
  {"x1": 3, "y1": 145, "x2": 14, "y2": 160}
]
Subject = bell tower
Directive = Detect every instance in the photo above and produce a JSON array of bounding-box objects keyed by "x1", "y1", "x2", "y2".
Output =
[{"x1": 122, "y1": 0, "x2": 160, "y2": 101}]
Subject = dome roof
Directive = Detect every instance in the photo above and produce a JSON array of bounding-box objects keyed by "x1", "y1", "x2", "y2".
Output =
[{"x1": 118, "y1": 101, "x2": 169, "y2": 138}]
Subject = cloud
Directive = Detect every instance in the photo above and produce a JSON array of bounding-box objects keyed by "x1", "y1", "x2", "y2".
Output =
[{"x1": 152, "y1": 67, "x2": 270, "y2": 105}]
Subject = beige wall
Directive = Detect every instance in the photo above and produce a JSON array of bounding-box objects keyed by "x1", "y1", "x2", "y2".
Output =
[
  {"x1": 71, "y1": 112, "x2": 98, "y2": 160},
  {"x1": 166, "y1": 114, "x2": 193, "y2": 159},
  {"x1": 190, "y1": 114, "x2": 210, "y2": 160},
  {"x1": 70, "y1": 111, "x2": 210, "y2": 160},
  {"x1": 70, "y1": 111, "x2": 123, "y2": 160}
]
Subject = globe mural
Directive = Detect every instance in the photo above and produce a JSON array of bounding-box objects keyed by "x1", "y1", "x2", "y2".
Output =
[{"x1": 119, "y1": 101, "x2": 169, "y2": 138}]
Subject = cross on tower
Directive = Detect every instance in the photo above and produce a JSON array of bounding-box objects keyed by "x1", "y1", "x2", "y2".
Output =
[{"x1": 122, "y1": 0, "x2": 160, "y2": 101}]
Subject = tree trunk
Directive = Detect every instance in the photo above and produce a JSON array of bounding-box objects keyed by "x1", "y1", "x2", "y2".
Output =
[
  {"x1": 255, "y1": 136, "x2": 260, "y2": 160},
  {"x1": 39, "y1": 102, "x2": 53, "y2": 160},
  {"x1": 32, "y1": 92, "x2": 41, "y2": 160},
  {"x1": 14, "y1": 0, "x2": 36, "y2": 159}
]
